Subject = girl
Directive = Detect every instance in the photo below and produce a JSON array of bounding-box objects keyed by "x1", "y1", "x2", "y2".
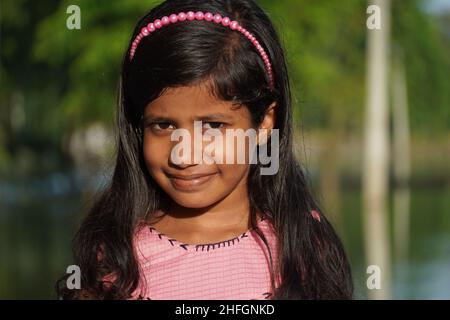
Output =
[{"x1": 57, "y1": 0, "x2": 353, "y2": 300}]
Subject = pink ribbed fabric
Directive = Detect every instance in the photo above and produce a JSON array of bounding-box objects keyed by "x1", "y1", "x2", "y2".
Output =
[{"x1": 130, "y1": 214, "x2": 279, "y2": 300}]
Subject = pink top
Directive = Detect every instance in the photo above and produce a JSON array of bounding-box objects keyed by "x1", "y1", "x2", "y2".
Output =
[{"x1": 130, "y1": 214, "x2": 279, "y2": 300}]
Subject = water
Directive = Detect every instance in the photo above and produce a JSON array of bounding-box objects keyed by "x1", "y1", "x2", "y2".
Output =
[
  {"x1": 1, "y1": 173, "x2": 449, "y2": 299},
  {"x1": 340, "y1": 185, "x2": 450, "y2": 299}
]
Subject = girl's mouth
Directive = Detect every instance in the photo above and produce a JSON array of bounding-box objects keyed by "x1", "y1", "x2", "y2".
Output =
[{"x1": 168, "y1": 172, "x2": 217, "y2": 192}]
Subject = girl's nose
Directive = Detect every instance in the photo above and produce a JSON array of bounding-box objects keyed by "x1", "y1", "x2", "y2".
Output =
[
  {"x1": 169, "y1": 127, "x2": 203, "y2": 168},
  {"x1": 172, "y1": 153, "x2": 197, "y2": 168}
]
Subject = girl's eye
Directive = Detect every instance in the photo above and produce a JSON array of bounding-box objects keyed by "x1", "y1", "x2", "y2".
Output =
[
  {"x1": 203, "y1": 122, "x2": 224, "y2": 129},
  {"x1": 151, "y1": 123, "x2": 175, "y2": 131}
]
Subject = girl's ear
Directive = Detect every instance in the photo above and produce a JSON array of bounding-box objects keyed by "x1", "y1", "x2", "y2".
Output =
[{"x1": 257, "y1": 101, "x2": 277, "y2": 145}]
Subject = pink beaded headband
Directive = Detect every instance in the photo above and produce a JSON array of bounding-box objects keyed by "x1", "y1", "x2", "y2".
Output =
[{"x1": 129, "y1": 11, "x2": 275, "y2": 89}]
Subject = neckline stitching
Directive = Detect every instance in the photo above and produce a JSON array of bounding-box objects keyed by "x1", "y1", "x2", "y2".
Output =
[{"x1": 147, "y1": 214, "x2": 268, "y2": 252}]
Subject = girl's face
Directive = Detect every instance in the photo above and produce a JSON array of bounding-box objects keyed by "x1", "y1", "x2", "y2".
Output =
[{"x1": 142, "y1": 82, "x2": 274, "y2": 209}]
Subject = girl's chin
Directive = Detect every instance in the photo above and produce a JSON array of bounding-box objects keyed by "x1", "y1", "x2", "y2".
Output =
[{"x1": 169, "y1": 193, "x2": 218, "y2": 208}]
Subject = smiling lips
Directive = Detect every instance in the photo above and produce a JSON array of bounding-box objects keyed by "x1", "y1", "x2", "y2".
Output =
[{"x1": 167, "y1": 172, "x2": 217, "y2": 191}]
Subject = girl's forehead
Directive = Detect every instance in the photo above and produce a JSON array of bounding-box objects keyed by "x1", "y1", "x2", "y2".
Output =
[
  {"x1": 155, "y1": 84, "x2": 218, "y2": 105},
  {"x1": 144, "y1": 84, "x2": 245, "y2": 118}
]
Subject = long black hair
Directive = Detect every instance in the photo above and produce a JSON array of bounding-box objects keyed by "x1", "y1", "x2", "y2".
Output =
[{"x1": 57, "y1": 0, "x2": 353, "y2": 299}]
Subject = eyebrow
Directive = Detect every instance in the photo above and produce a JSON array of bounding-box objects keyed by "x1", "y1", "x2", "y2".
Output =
[
  {"x1": 196, "y1": 113, "x2": 234, "y2": 121},
  {"x1": 142, "y1": 116, "x2": 169, "y2": 123},
  {"x1": 143, "y1": 113, "x2": 234, "y2": 122}
]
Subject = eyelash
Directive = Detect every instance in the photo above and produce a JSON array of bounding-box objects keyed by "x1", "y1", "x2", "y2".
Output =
[
  {"x1": 149, "y1": 123, "x2": 174, "y2": 131},
  {"x1": 203, "y1": 122, "x2": 226, "y2": 129},
  {"x1": 147, "y1": 122, "x2": 226, "y2": 132}
]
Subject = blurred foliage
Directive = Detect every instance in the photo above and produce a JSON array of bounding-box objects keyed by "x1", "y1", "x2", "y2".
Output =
[
  {"x1": 259, "y1": 0, "x2": 367, "y2": 133},
  {"x1": 1, "y1": 0, "x2": 449, "y2": 174},
  {"x1": 391, "y1": 0, "x2": 450, "y2": 133},
  {"x1": 259, "y1": 0, "x2": 450, "y2": 133}
]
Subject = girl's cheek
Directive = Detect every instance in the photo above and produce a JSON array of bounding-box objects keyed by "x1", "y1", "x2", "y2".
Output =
[{"x1": 143, "y1": 135, "x2": 171, "y2": 166}]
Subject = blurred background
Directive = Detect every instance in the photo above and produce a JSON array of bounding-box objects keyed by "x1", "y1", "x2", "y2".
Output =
[{"x1": 0, "y1": 0, "x2": 449, "y2": 299}]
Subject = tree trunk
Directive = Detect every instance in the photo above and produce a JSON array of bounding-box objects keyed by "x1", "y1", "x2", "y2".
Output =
[{"x1": 363, "y1": 0, "x2": 392, "y2": 299}]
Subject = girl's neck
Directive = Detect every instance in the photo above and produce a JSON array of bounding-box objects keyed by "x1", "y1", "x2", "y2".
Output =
[
  {"x1": 156, "y1": 199, "x2": 257, "y2": 231},
  {"x1": 146, "y1": 203, "x2": 263, "y2": 246}
]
